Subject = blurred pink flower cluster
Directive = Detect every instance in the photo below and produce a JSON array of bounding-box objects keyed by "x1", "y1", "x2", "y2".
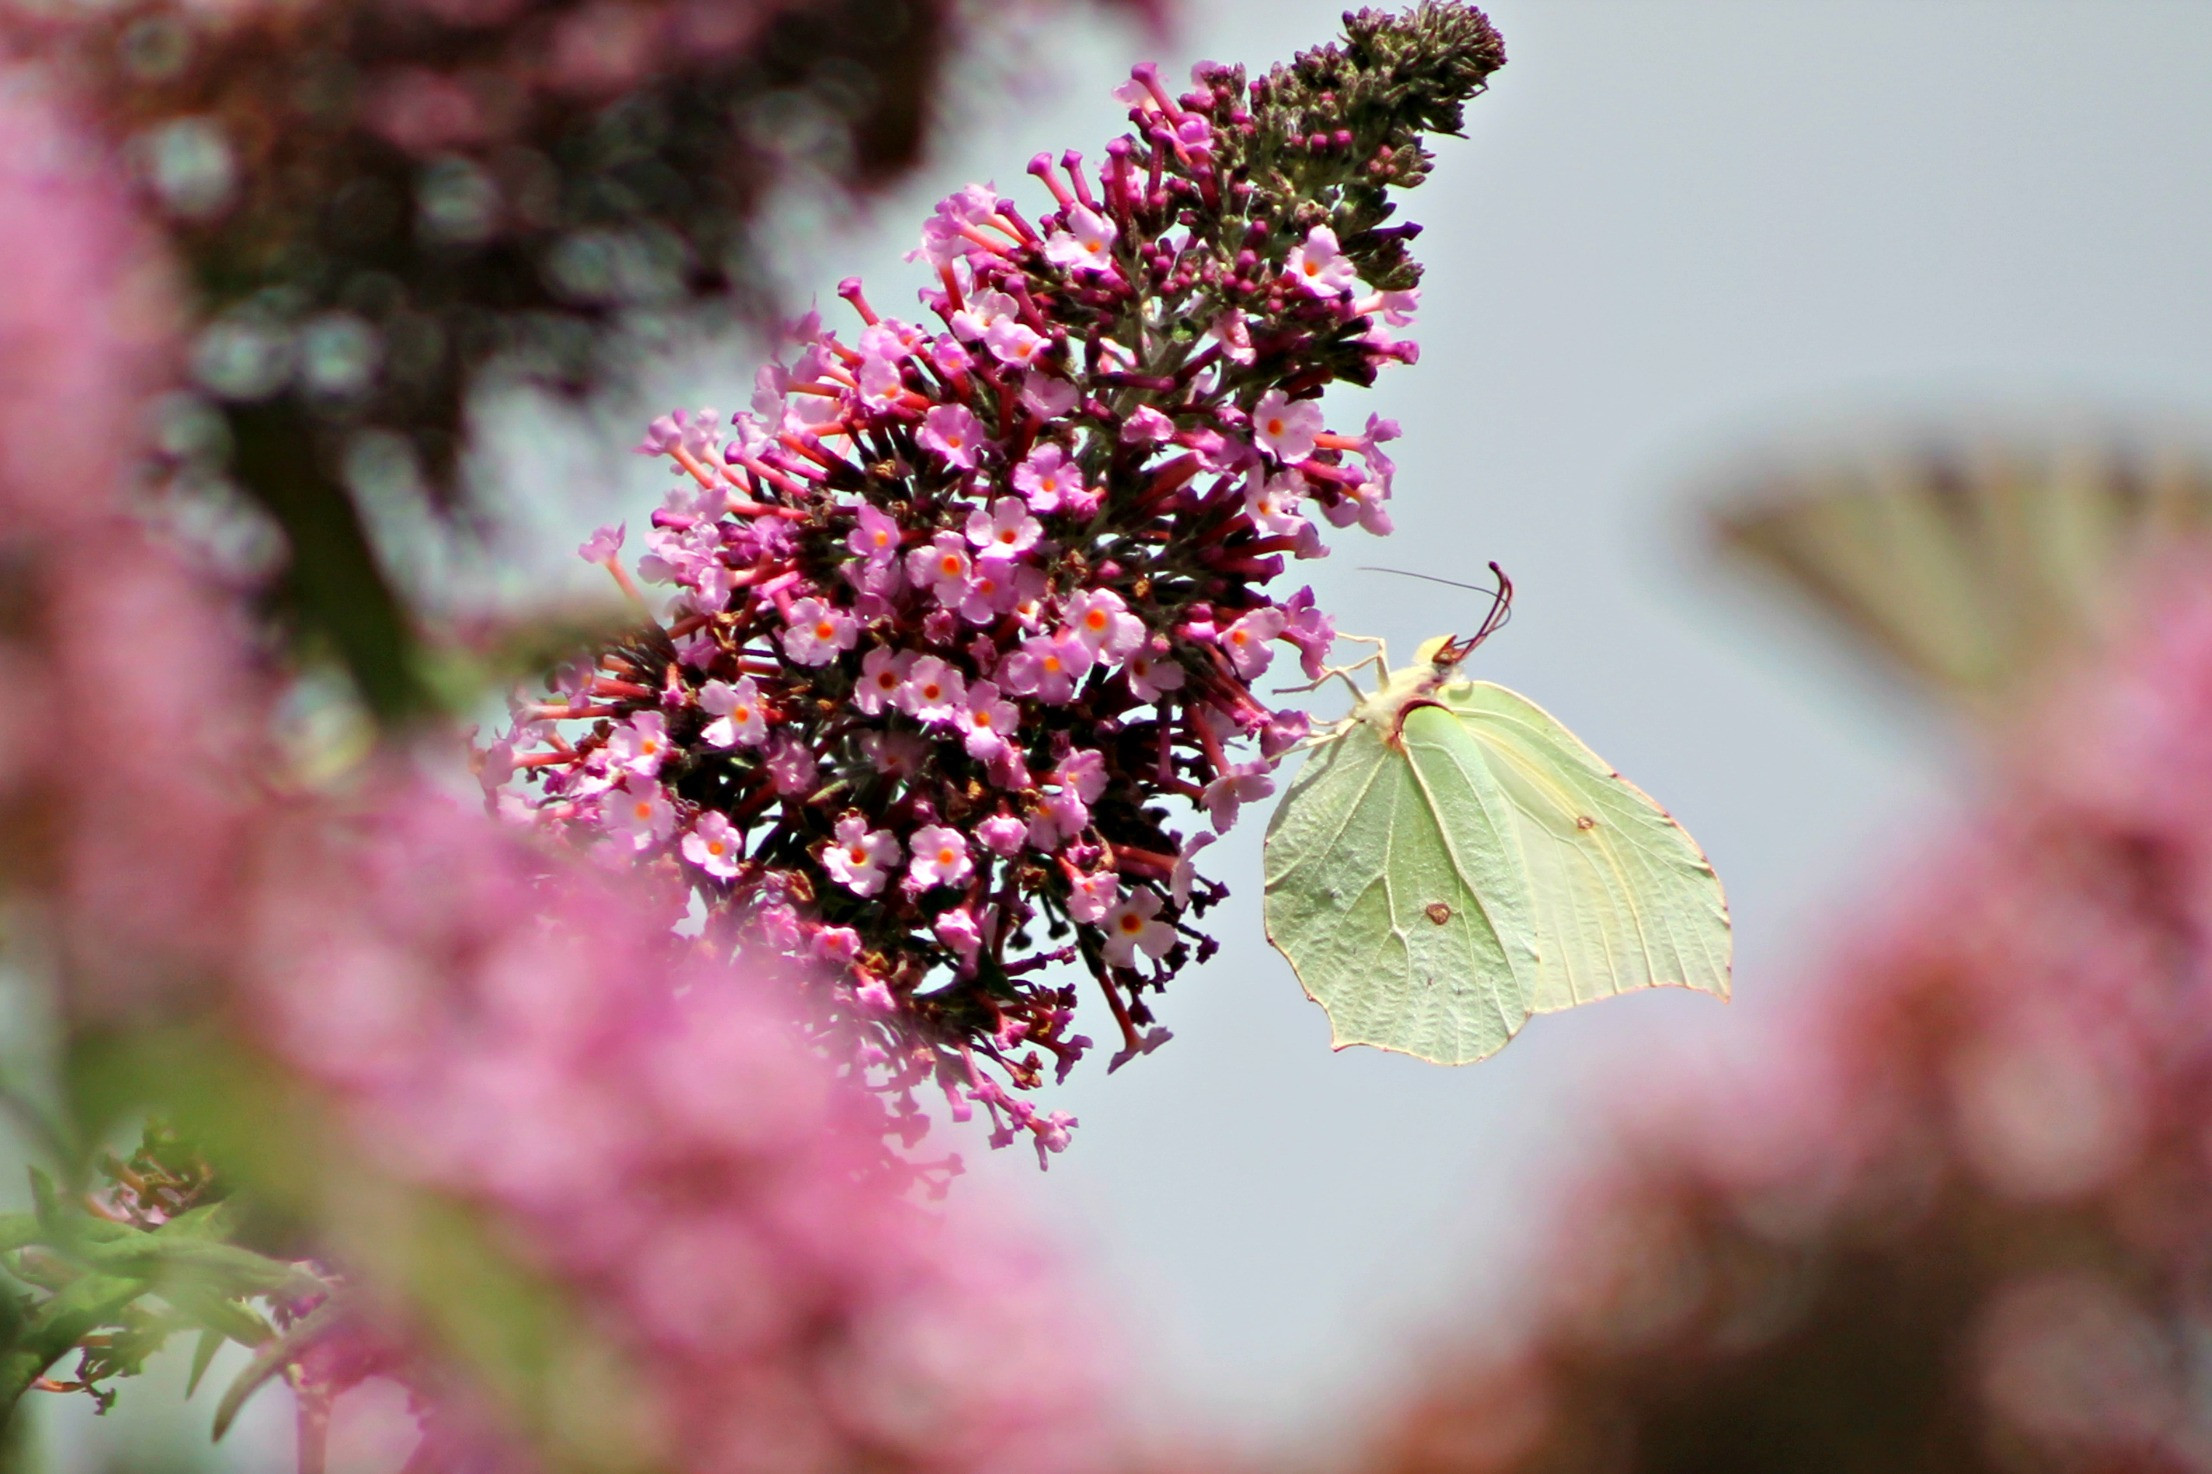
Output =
[
  {"x1": 0, "y1": 70, "x2": 256, "y2": 1020},
  {"x1": 249, "y1": 785, "x2": 1121, "y2": 1474},
  {"x1": 1355, "y1": 572, "x2": 2212, "y2": 1474},
  {"x1": 0, "y1": 76, "x2": 1122, "y2": 1471},
  {"x1": 4, "y1": 0, "x2": 1161, "y2": 719}
]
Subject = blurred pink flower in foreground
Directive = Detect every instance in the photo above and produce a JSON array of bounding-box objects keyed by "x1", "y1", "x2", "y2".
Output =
[
  {"x1": 1356, "y1": 569, "x2": 2212, "y2": 1474},
  {"x1": 250, "y1": 784, "x2": 1121, "y2": 1474},
  {"x1": 0, "y1": 78, "x2": 1121, "y2": 1472}
]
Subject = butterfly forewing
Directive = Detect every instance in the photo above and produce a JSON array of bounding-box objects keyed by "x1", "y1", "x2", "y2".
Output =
[
  {"x1": 1263, "y1": 707, "x2": 1542, "y2": 1065},
  {"x1": 1433, "y1": 680, "x2": 1732, "y2": 1012}
]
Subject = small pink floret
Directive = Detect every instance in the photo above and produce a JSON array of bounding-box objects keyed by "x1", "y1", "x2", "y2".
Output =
[{"x1": 906, "y1": 824, "x2": 973, "y2": 891}]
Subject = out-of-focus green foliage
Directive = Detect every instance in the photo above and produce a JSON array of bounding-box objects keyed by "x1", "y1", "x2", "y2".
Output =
[
  {"x1": 0, "y1": 1125, "x2": 319, "y2": 1423},
  {"x1": 63, "y1": 1026, "x2": 661, "y2": 1473}
]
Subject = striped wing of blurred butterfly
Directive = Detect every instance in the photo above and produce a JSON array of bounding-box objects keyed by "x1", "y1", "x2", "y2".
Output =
[
  {"x1": 1713, "y1": 438, "x2": 2212, "y2": 713},
  {"x1": 1262, "y1": 611, "x2": 1731, "y2": 1066}
]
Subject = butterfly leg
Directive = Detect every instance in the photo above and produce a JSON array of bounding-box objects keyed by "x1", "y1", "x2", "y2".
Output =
[
  {"x1": 1274, "y1": 665, "x2": 1380, "y2": 710},
  {"x1": 1332, "y1": 633, "x2": 1391, "y2": 688},
  {"x1": 1274, "y1": 634, "x2": 1393, "y2": 713}
]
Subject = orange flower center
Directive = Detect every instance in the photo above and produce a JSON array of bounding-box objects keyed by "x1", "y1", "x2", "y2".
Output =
[
  {"x1": 814, "y1": 621, "x2": 835, "y2": 640},
  {"x1": 1118, "y1": 914, "x2": 1142, "y2": 934}
]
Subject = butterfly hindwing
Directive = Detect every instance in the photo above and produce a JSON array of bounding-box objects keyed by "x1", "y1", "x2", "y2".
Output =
[{"x1": 1264, "y1": 704, "x2": 1542, "y2": 1065}]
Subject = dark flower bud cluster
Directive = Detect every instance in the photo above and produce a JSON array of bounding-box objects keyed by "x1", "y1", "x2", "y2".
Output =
[{"x1": 486, "y1": 3, "x2": 1506, "y2": 1161}]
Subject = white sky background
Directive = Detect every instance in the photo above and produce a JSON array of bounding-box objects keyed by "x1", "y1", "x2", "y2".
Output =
[
  {"x1": 35, "y1": 1, "x2": 2212, "y2": 1468},
  {"x1": 532, "y1": 0, "x2": 2212, "y2": 1451}
]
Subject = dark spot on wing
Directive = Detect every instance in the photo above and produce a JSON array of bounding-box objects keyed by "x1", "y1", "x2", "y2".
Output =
[
  {"x1": 1576, "y1": 815, "x2": 1597, "y2": 830},
  {"x1": 1425, "y1": 902, "x2": 1451, "y2": 925}
]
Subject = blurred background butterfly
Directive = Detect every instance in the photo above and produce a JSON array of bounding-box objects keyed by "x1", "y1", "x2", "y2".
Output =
[{"x1": 1710, "y1": 431, "x2": 2212, "y2": 719}]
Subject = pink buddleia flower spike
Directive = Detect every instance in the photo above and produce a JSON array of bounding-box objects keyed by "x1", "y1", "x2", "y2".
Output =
[{"x1": 494, "y1": 3, "x2": 1510, "y2": 1149}]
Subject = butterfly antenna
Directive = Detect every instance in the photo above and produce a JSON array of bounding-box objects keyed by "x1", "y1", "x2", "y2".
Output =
[
  {"x1": 1476, "y1": 562, "x2": 1515, "y2": 642},
  {"x1": 1428, "y1": 563, "x2": 1513, "y2": 669},
  {"x1": 1359, "y1": 566, "x2": 1507, "y2": 596}
]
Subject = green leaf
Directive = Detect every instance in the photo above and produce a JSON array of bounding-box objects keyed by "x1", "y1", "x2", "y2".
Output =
[
  {"x1": 24, "y1": 1171, "x2": 58, "y2": 1235},
  {"x1": 0, "y1": 1268, "x2": 149, "y2": 1409},
  {"x1": 161, "y1": 1284, "x2": 272, "y2": 1355},
  {"x1": 185, "y1": 1327, "x2": 225, "y2": 1399},
  {"x1": 153, "y1": 1201, "x2": 243, "y2": 1242},
  {"x1": 82, "y1": 1234, "x2": 323, "y2": 1301},
  {"x1": 212, "y1": 1297, "x2": 342, "y2": 1440},
  {"x1": 1264, "y1": 648, "x2": 1731, "y2": 1065}
]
